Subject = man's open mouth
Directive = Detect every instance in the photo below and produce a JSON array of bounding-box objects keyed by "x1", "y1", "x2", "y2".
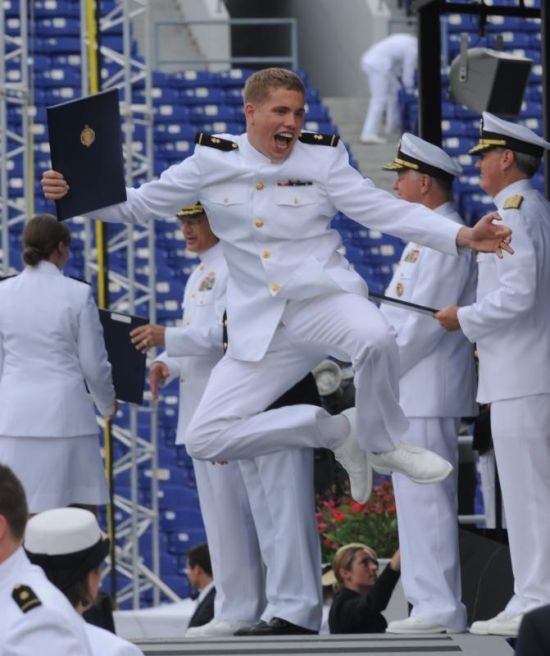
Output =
[{"x1": 275, "y1": 132, "x2": 293, "y2": 145}]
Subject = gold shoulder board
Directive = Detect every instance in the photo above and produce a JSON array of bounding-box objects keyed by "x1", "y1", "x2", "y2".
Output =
[
  {"x1": 194, "y1": 133, "x2": 238, "y2": 151},
  {"x1": 299, "y1": 132, "x2": 340, "y2": 147},
  {"x1": 503, "y1": 194, "x2": 524, "y2": 210},
  {"x1": 12, "y1": 584, "x2": 42, "y2": 613}
]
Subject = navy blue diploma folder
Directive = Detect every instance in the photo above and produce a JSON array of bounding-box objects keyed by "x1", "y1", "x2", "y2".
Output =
[
  {"x1": 47, "y1": 88, "x2": 126, "y2": 220},
  {"x1": 99, "y1": 309, "x2": 147, "y2": 404}
]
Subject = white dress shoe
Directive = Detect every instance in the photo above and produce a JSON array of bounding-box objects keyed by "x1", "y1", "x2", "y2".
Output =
[
  {"x1": 469, "y1": 612, "x2": 522, "y2": 636},
  {"x1": 360, "y1": 133, "x2": 387, "y2": 144},
  {"x1": 185, "y1": 619, "x2": 251, "y2": 638},
  {"x1": 386, "y1": 617, "x2": 460, "y2": 634},
  {"x1": 333, "y1": 407, "x2": 372, "y2": 504},
  {"x1": 369, "y1": 443, "x2": 453, "y2": 483}
]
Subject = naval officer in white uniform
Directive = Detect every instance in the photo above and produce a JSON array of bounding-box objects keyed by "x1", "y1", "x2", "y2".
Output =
[
  {"x1": 132, "y1": 205, "x2": 323, "y2": 636},
  {"x1": 379, "y1": 134, "x2": 477, "y2": 634},
  {"x1": 0, "y1": 464, "x2": 93, "y2": 656},
  {"x1": 437, "y1": 113, "x2": 550, "y2": 637},
  {"x1": 134, "y1": 204, "x2": 265, "y2": 637},
  {"x1": 0, "y1": 215, "x2": 115, "y2": 513},
  {"x1": 42, "y1": 68, "x2": 512, "y2": 506}
]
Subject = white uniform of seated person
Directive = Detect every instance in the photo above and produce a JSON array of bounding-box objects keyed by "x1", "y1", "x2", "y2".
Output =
[
  {"x1": 0, "y1": 464, "x2": 93, "y2": 656},
  {"x1": 25, "y1": 507, "x2": 144, "y2": 656}
]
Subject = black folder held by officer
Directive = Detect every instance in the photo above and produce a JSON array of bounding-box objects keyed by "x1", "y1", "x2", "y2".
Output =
[{"x1": 47, "y1": 88, "x2": 126, "y2": 221}]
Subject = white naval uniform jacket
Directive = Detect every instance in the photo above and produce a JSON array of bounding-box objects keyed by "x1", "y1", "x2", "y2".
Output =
[
  {"x1": 360, "y1": 33, "x2": 418, "y2": 90},
  {"x1": 458, "y1": 179, "x2": 550, "y2": 403},
  {"x1": 1, "y1": 547, "x2": 93, "y2": 656},
  {"x1": 380, "y1": 203, "x2": 478, "y2": 417},
  {"x1": 155, "y1": 242, "x2": 227, "y2": 442},
  {"x1": 0, "y1": 261, "x2": 115, "y2": 437},
  {"x1": 91, "y1": 134, "x2": 461, "y2": 362}
]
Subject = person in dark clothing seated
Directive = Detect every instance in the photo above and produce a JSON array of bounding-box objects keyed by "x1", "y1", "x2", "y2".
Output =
[{"x1": 328, "y1": 543, "x2": 400, "y2": 633}]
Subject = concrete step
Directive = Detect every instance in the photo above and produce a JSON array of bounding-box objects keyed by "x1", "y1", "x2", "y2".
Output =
[{"x1": 136, "y1": 632, "x2": 514, "y2": 656}]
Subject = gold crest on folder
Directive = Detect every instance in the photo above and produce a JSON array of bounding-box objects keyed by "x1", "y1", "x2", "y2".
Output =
[{"x1": 80, "y1": 124, "x2": 96, "y2": 147}]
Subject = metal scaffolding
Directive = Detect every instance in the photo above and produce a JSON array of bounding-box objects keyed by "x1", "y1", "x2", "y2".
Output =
[
  {"x1": 0, "y1": 0, "x2": 31, "y2": 275},
  {"x1": 78, "y1": 0, "x2": 176, "y2": 608},
  {"x1": 0, "y1": 0, "x2": 176, "y2": 608}
]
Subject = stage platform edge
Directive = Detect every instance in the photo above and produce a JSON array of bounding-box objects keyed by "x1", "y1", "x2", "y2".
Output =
[{"x1": 136, "y1": 631, "x2": 514, "y2": 656}]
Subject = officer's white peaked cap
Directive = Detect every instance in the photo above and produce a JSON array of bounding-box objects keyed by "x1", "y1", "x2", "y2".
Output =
[
  {"x1": 383, "y1": 132, "x2": 462, "y2": 182},
  {"x1": 469, "y1": 112, "x2": 550, "y2": 156}
]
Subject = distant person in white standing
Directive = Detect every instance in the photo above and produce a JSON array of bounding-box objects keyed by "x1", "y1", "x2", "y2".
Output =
[{"x1": 360, "y1": 33, "x2": 418, "y2": 144}]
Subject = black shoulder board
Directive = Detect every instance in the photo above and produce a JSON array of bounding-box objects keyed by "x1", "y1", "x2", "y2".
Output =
[
  {"x1": 195, "y1": 133, "x2": 238, "y2": 151},
  {"x1": 299, "y1": 132, "x2": 340, "y2": 147},
  {"x1": 0, "y1": 274, "x2": 17, "y2": 282},
  {"x1": 12, "y1": 584, "x2": 42, "y2": 613},
  {"x1": 68, "y1": 275, "x2": 91, "y2": 286}
]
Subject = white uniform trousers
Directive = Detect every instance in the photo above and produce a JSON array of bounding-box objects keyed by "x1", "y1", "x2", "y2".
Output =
[
  {"x1": 192, "y1": 458, "x2": 264, "y2": 623},
  {"x1": 361, "y1": 66, "x2": 399, "y2": 137},
  {"x1": 491, "y1": 395, "x2": 550, "y2": 615},
  {"x1": 187, "y1": 293, "x2": 408, "y2": 460},
  {"x1": 393, "y1": 417, "x2": 467, "y2": 631},
  {"x1": 239, "y1": 448, "x2": 322, "y2": 632}
]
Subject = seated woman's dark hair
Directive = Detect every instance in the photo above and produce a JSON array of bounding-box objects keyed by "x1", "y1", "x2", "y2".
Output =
[{"x1": 23, "y1": 213, "x2": 71, "y2": 266}]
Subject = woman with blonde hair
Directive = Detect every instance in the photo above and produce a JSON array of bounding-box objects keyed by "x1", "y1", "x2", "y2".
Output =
[{"x1": 328, "y1": 543, "x2": 400, "y2": 633}]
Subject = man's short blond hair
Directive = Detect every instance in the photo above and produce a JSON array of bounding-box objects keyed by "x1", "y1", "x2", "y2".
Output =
[{"x1": 243, "y1": 67, "x2": 305, "y2": 104}]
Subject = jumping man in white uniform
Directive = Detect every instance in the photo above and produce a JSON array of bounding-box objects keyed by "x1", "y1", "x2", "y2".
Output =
[{"x1": 42, "y1": 68, "x2": 512, "y2": 505}]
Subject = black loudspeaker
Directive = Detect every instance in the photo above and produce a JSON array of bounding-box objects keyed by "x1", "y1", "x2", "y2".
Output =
[
  {"x1": 459, "y1": 526, "x2": 514, "y2": 624},
  {"x1": 449, "y1": 47, "x2": 532, "y2": 118}
]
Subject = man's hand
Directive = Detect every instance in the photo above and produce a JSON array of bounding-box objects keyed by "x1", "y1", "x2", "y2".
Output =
[
  {"x1": 130, "y1": 324, "x2": 166, "y2": 352},
  {"x1": 41, "y1": 170, "x2": 69, "y2": 200},
  {"x1": 435, "y1": 305, "x2": 461, "y2": 331},
  {"x1": 149, "y1": 361, "x2": 169, "y2": 400},
  {"x1": 456, "y1": 212, "x2": 513, "y2": 258},
  {"x1": 103, "y1": 399, "x2": 120, "y2": 422}
]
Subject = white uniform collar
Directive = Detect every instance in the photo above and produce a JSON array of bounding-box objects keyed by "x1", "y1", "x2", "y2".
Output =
[
  {"x1": 0, "y1": 545, "x2": 29, "y2": 580},
  {"x1": 493, "y1": 178, "x2": 532, "y2": 210},
  {"x1": 27, "y1": 260, "x2": 63, "y2": 276},
  {"x1": 240, "y1": 134, "x2": 281, "y2": 166},
  {"x1": 197, "y1": 241, "x2": 223, "y2": 267},
  {"x1": 433, "y1": 201, "x2": 462, "y2": 223}
]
